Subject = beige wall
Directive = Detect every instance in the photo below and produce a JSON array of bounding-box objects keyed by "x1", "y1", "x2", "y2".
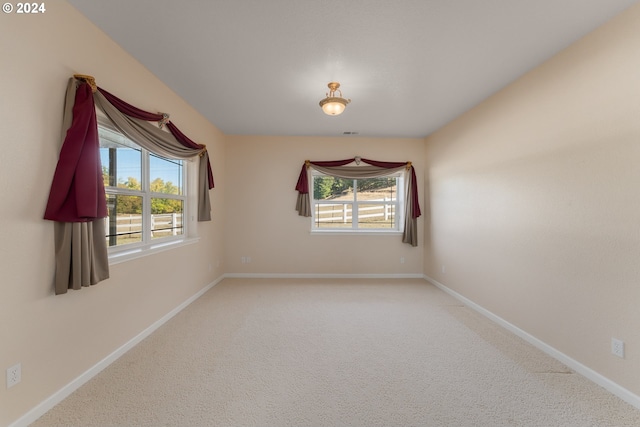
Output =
[
  {"x1": 0, "y1": 2, "x2": 225, "y2": 426},
  {"x1": 424, "y1": 3, "x2": 640, "y2": 396},
  {"x1": 224, "y1": 135, "x2": 425, "y2": 275},
  {"x1": 2, "y1": 0, "x2": 639, "y2": 425}
]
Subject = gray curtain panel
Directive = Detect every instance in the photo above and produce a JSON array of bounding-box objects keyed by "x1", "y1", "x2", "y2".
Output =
[{"x1": 54, "y1": 221, "x2": 109, "y2": 295}]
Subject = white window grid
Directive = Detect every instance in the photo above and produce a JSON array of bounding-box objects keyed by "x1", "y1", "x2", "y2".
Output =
[
  {"x1": 98, "y1": 123, "x2": 187, "y2": 252},
  {"x1": 310, "y1": 171, "x2": 405, "y2": 232}
]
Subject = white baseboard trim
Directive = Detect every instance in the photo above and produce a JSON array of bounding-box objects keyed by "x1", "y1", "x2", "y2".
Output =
[
  {"x1": 423, "y1": 274, "x2": 640, "y2": 411},
  {"x1": 9, "y1": 275, "x2": 225, "y2": 427},
  {"x1": 224, "y1": 273, "x2": 425, "y2": 279}
]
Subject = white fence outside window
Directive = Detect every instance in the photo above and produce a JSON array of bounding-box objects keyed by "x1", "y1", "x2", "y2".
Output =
[{"x1": 105, "y1": 213, "x2": 183, "y2": 241}]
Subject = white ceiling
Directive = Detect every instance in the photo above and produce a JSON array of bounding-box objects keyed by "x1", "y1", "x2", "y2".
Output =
[{"x1": 68, "y1": 0, "x2": 637, "y2": 138}]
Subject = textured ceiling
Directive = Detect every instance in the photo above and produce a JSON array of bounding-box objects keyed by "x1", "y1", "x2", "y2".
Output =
[{"x1": 68, "y1": 0, "x2": 637, "y2": 138}]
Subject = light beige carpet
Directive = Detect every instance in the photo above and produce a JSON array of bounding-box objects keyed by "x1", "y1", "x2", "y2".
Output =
[{"x1": 31, "y1": 278, "x2": 640, "y2": 426}]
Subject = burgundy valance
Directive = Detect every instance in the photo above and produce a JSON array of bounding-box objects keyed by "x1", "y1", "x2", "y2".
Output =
[
  {"x1": 296, "y1": 157, "x2": 421, "y2": 219},
  {"x1": 98, "y1": 87, "x2": 215, "y2": 190},
  {"x1": 98, "y1": 87, "x2": 164, "y2": 121}
]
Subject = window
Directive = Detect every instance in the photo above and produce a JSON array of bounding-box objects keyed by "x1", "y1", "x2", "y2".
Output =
[
  {"x1": 99, "y1": 124, "x2": 186, "y2": 250},
  {"x1": 311, "y1": 172, "x2": 404, "y2": 231}
]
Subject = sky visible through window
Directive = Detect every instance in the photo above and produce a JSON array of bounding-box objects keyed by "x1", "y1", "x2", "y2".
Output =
[
  {"x1": 99, "y1": 125, "x2": 183, "y2": 189},
  {"x1": 99, "y1": 148, "x2": 183, "y2": 189}
]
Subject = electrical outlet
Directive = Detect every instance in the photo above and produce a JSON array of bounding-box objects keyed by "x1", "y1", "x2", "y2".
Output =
[
  {"x1": 442, "y1": 265, "x2": 446, "y2": 274},
  {"x1": 7, "y1": 363, "x2": 21, "y2": 389},
  {"x1": 400, "y1": 257, "x2": 405, "y2": 264},
  {"x1": 612, "y1": 338, "x2": 625, "y2": 358}
]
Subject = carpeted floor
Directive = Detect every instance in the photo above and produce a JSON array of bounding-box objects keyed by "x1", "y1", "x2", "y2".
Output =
[{"x1": 31, "y1": 278, "x2": 640, "y2": 426}]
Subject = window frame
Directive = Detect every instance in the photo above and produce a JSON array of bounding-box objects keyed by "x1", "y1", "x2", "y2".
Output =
[
  {"x1": 98, "y1": 117, "x2": 195, "y2": 260},
  {"x1": 310, "y1": 170, "x2": 405, "y2": 234}
]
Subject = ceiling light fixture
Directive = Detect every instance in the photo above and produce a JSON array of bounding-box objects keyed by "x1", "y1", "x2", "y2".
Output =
[{"x1": 319, "y1": 82, "x2": 351, "y2": 116}]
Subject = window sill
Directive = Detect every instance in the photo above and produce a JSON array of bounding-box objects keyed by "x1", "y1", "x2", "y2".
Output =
[
  {"x1": 310, "y1": 229, "x2": 403, "y2": 236},
  {"x1": 108, "y1": 237, "x2": 200, "y2": 265}
]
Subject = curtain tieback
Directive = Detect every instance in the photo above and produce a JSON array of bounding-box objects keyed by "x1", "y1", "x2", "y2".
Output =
[{"x1": 158, "y1": 112, "x2": 170, "y2": 129}]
